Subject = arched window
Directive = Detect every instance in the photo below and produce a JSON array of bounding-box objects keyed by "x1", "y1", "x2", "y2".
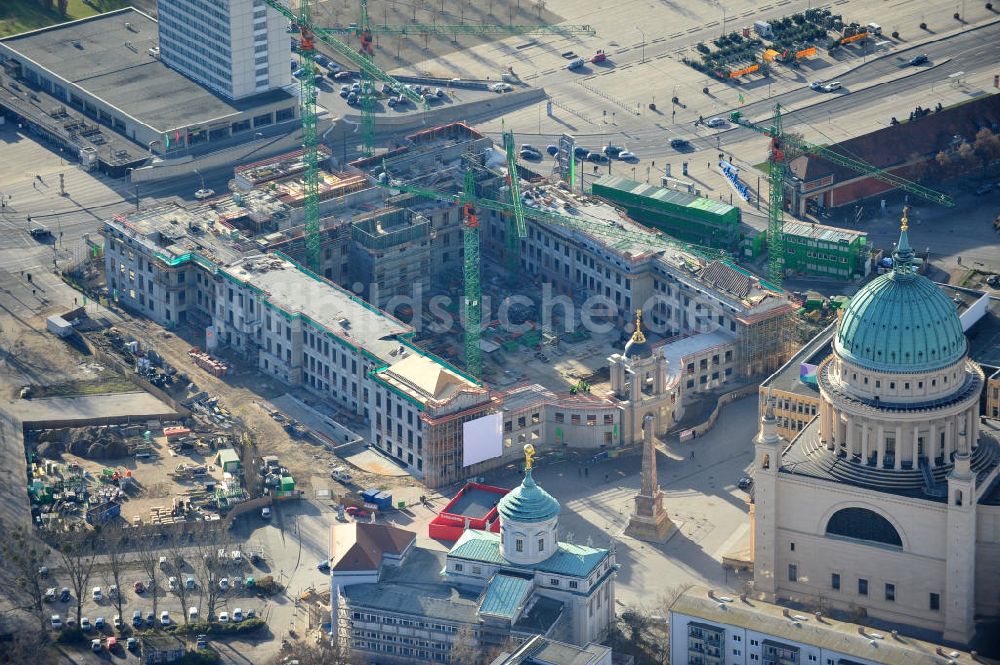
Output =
[
  {"x1": 761, "y1": 453, "x2": 770, "y2": 470},
  {"x1": 825, "y1": 508, "x2": 902, "y2": 548}
]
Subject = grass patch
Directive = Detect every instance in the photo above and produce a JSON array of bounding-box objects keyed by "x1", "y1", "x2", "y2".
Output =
[
  {"x1": 754, "y1": 161, "x2": 771, "y2": 173},
  {"x1": 0, "y1": 0, "x2": 128, "y2": 38},
  {"x1": 32, "y1": 376, "x2": 136, "y2": 398}
]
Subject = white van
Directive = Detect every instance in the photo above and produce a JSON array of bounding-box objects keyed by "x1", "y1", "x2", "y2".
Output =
[{"x1": 188, "y1": 607, "x2": 199, "y2": 621}]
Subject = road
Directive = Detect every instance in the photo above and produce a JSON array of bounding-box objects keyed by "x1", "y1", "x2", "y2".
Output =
[{"x1": 495, "y1": 20, "x2": 1000, "y2": 152}]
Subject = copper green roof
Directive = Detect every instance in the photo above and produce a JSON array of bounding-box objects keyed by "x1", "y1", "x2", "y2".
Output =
[
  {"x1": 834, "y1": 224, "x2": 966, "y2": 373},
  {"x1": 449, "y1": 530, "x2": 608, "y2": 578},
  {"x1": 497, "y1": 469, "x2": 560, "y2": 523},
  {"x1": 478, "y1": 574, "x2": 534, "y2": 620}
]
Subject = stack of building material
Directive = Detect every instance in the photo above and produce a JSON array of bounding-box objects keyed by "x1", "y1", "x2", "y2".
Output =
[{"x1": 188, "y1": 348, "x2": 230, "y2": 376}]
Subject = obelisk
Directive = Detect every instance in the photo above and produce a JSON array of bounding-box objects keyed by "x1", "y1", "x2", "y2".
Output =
[{"x1": 626, "y1": 414, "x2": 672, "y2": 541}]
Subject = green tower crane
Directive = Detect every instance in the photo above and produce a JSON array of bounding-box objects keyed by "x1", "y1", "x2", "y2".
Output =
[
  {"x1": 729, "y1": 104, "x2": 955, "y2": 286},
  {"x1": 263, "y1": 0, "x2": 426, "y2": 270},
  {"x1": 327, "y1": 1, "x2": 594, "y2": 156},
  {"x1": 502, "y1": 129, "x2": 527, "y2": 277}
]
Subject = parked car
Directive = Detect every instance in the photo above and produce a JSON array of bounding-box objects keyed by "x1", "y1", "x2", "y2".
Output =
[
  {"x1": 261, "y1": 506, "x2": 271, "y2": 519},
  {"x1": 219, "y1": 578, "x2": 230, "y2": 591},
  {"x1": 602, "y1": 145, "x2": 624, "y2": 158},
  {"x1": 519, "y1": 149, "x2": 542, "y2": 160},
  {"x1": 38, "y1": 566, "x2": 49, "y2": 578},
  {"x1": 160, "y1": 611, "x2": 171, "y2": 626},
  {"x1": 909, "y1": 53, "x2": 928, "y2": 66},
  {"x1": 488, "y1": 82, "x2": 512, "y2": 92},
  {"x1": 45, "y1": 587, "x2": 56, "y2": 603},
  {"x1": 573, "y1": 146, "x2": 590, "y2": 159},
  {"x1": 94, "y1": 617, "x2": 106, "y2": 630},
  {"x1": 618, "y1": 151, "x2": 637, "y2": 161},
  {"x1": 292, "y1": 68, "x2": 305, "y2": 79},
  {"x1": 132, "y1": 610, "x2": 143, "y2": 628},
  {"x1": 821, "y1": 81, "x2": 842, "y2": 92},
  {"x1": 520, "y1": 143, "x2": 539, "y2": 153},
  {"x1": 317, "y1": 559, "x2": 331, "y2": 572},
  {"x1": 108, "y1": 585, "x2": 118, "y2": 599},
  {"x1": 92, "y1": 587, "x2": 102, "y2": 602},
  {"x1": 127, "y1": 637, "x2": 138, "y2": 651},
  {"x1": 314, "y1": 54, "x2": 329, "y2": 67},
  {"x1": 705, "y1": 117, "x2": 727, "y2": 128},
  {"x1": 546, "y1": 144, "x2": 559, "y2": 156},
  {"x1": 233, "y1": 608, "x2": 244, "y2": 623},
  {"x1": 334, "y1": 70, "x2": 353, "y2": 80},
  {"x1": 80, "y1": 617, "x2": 92, "y2": 632},
  {"x1": 737, "y1": 476, "x2": 754, "y2": 491},
  {"x1": 566, "y1": 57, "x2": 585, "y2": 70},
  {"x1": 974, "y1": 183, "x2": 994, "y2": 195},
  {"x1": 91, "y1": 639, "x2": 102, "y2": 653},
  {"x1": 186, "y1": 576, "x2": 196, "y2": 590},
  {"x1": 59, "y1": 587, "x2": 71, "y2": 603},
  {"x1": 231, "y1": 550, "x2": 243, "y2": 563},
  {"x1": 106, "y1": 636, "x2": 117, "y2": 651},
  {"x1": 809, "y1": 81, "x2": 823, "y2": 90},
  {"x1": 586, "y1": 151, "x2": 608, "y2": 163},
  {"x1": 145, "y1": 611, "x2": 155, "y2": 626},
  {"x1": 194, "y1": 188, "x2": 214, "y2": 200},
  {"x1": 218, "y1": 612, "x2": 230, "y2": 624},
  {"x1": 168, "y1": 576, "x2": 177, "y2": 591},
  {"x1": 29, "y1": 227, "x2": 52, "y2": 240},
  {"x1": 113, "y1": 615, "x2": 123, "y2": 630},
  {"x1": 133, "y1": 581, "x2": 145, "y2": 594},
  {"x1": 345, "y1": 506, "x2": 369, "y2": 518},
  {"x1": 189, "y1": 607, "x2": 199, "y2": 621},
  {"x1": 50, "y1": 615, "x2": 62, "y2": 630}
]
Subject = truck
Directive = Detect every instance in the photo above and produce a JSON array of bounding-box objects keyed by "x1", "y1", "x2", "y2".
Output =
[
  {"x1": 866, "y1": 23, "x2": 882, "y2": 36},
  {"x1": 753, "y1": 20, "x2": 774, "y2": 39},
  {"x1": 46, "y1": 315, "x2": 74, "y2": 338}
]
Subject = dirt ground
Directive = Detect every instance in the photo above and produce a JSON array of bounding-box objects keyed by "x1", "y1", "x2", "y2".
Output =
[{"x1": 106, "y1": 317, "x2": 423, "y2": 501}]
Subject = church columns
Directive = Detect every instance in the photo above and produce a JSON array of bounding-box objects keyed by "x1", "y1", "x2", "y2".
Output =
[
  {"x1": 846, "y1": 416, "x2": 855, "y2": 457},
  {"x1": 877, "y1": 424, "x2": 886, "y2": 467},
  {"x1": 912, "y1": 427, "x2": 920, "y2": 467},
  {"x1": 930, "y1": 423, "x2": 938, "y2": 467},
  {"x1": 945, "y1": 419, "x2": 954, "y2": 459},
  {"x1": 892, "y1": 425, "x2": 903, "y2": 470},
  {"x1": 861, "y1": 422, "x2": 871, "y2": 464}
]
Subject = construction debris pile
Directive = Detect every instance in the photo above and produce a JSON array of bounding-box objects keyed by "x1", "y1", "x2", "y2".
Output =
[
  {"x1": 258, "y1": 455, "x2": 297, "y2": 498},
  {"x1": 96, "y1": 328, "x2": 186, "y2": 390}
]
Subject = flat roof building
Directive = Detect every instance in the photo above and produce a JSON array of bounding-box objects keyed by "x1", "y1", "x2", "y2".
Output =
[
  {"x1": 158, "y1": 0, "x2": 291, "y2": 101},
  {"x1": 782, "y1": 220, "x2": 870, "y2": 281},
  {"x1": 0, "y1": 8, "x2": 298, "y2": 167},
  {"x1": 669, "y1": 586, "x2": 985, "y2": 665}
]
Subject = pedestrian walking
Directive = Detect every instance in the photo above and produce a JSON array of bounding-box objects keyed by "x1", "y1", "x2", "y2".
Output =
[
  {"x1": 584, "y1": 467, "x2": 589, "y2": 477},
  {"x1": 604, "y1": 473, "x2": 609, "y2": 482},
  {"x1": 691, "y1": 449, "x2": 695, "y2": 459}
]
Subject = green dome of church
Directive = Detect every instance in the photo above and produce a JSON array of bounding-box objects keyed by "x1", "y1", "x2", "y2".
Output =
[
  {"x1": 497, "y1": 468, "x2": 560, "y2": 523},
  {"x1": 834, "y1": 217, "x2": 966, "y2": 373}
]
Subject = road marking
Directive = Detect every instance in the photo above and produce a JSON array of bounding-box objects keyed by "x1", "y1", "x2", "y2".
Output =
[
  {"x1": 670, "y1": 33, "x2": 683, "y2": 38},
  {"x1": 651, "y1": 37, "x2": 666, "y2": 43},
  {"x1": 705, "y1": 20, "x2": 719, "y2": 27},
  {"x1": 657, "y1": 53, "x2": 672, "y2": 59},
  {"x1": 713, "y1": 522, "x2": 750, "y2": 560},
  {"x1": 614, "y1": 48, "x2": 629, "y2": 54}
]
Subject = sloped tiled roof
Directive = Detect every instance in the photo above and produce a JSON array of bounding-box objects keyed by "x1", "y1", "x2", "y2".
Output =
[
  {"x1": 329, "y1": 522, "x2": 415, "y2": 572},
  {"x1": 700, "y1": 260, "x2": 753, "y2": 299}
]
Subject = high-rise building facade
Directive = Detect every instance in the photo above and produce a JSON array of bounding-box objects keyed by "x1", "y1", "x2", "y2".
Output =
[{"x1": 158, "y1": 0, "x2": 291, "y2": 100}]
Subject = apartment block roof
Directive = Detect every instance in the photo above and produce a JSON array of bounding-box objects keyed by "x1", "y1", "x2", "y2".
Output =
[{"x1": 670, "y1": 586, "x2": 983, "y2": 665}]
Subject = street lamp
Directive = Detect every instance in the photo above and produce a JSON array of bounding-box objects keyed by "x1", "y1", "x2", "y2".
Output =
[
  {"x1": 635, "y1": 26, "x2": 646, "y2": 64},
  {"x1": 193, "y1": 169, "x2": 206, "y2": 191},
  {"x1": 722, "y1": 6, "x2": 728, "y2": 36}
]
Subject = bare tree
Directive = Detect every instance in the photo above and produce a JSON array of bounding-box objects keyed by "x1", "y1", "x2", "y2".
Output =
[
  {"x1": 265, "y1": 639, "x2": 363, "y2": 665},
  {"x1": 0, "y1": 522, "x2": 51, "y2": 633},
  {"x1": 191, "y1": 540, "x2": 228, "y2": 621},
  {"x1": 57, "y1": 533, "x2": 97, "y2": 626},
  {"x1": 448, "y1": 624, "x2": 482, "y2": 664},
  {"x1": 99, "y1": 528, "x2": 130, "y2": 625},
  {"x1": 165, "y1": 537, "x2": 194, "y2": 624},
  {"x1": 135, "y1": 534, "x2": 165, "y2": 620}
]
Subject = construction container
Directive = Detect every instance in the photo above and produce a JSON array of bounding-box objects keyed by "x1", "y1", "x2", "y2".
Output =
[
  {"x1": 46, "y1": 315, "x2": 74, "y2": 338},
  {"x1": 591, "y1": 176, "x2": 742, "y2": 250},
  {"x1": 279, "y1": 476, "x2": 295, "y2": 492},
  {"x1": 361, "y1": 488, "x2": 380, "y2": 503},
  {"x1": 371, "y1": 492, "x2": 393, "y2": 510}
]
